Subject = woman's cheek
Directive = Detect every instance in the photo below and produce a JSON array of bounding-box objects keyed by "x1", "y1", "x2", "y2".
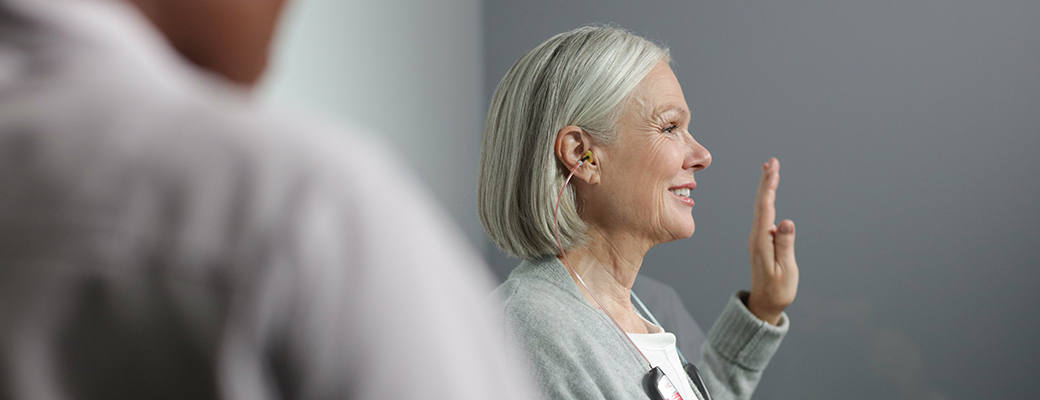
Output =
[{"x1": 652, "y1": 195, "x2": 673, "y2": 236}]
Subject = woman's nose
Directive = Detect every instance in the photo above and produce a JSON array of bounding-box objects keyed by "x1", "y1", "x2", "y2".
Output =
[{"x1": 684, "y1": 136, "x2": 711, "y2": 172}]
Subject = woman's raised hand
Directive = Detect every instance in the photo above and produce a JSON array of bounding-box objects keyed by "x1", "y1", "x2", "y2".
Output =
[{"x1": 746, "y1": 158, "x2": 798, "y2": 326}]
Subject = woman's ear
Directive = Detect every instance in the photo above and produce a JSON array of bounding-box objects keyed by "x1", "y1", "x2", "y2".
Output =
[{"x1": 555, "y1": 125, "x2": 600, "y2": 184}]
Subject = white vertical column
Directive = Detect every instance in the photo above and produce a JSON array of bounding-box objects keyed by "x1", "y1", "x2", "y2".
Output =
[{"x1": 262, "y1": 0, "x2": 486, "y2": 248}]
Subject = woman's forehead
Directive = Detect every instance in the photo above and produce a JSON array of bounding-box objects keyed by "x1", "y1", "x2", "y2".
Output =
[
  {"x1": 631, "y1": 62, "x2": 688, "y2": 118},
  {"x1": 618, "y1": 91, "x2": 688, "y2": 126}
]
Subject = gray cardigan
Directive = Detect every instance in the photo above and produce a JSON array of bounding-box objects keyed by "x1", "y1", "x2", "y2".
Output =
[{"x1": 494, "y1": 256, "x2": 788, "y2": 400}]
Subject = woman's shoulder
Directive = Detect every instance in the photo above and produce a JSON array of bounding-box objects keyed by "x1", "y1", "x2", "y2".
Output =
[
  {"x1": 494, "y1": 270, "x2": 609, "y2": 358},
  {"x1": 492, "y1": 257, "x2": 593, "y2": 329},
  {"x1": 495, "y1": 274, "x2": 575, "y2": 320},
  {"x1": 490, "y1": 259, "x2": 651, "y2": 400}
]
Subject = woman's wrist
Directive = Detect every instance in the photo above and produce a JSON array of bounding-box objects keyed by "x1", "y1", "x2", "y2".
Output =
[{"x1": 745, "y1": 292, "x2": 784, "y2": 326}]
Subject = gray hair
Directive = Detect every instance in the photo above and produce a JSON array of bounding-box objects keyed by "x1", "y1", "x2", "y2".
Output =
[{"x1": 479, "y1": 25, "x2": 670, "y2": 259}]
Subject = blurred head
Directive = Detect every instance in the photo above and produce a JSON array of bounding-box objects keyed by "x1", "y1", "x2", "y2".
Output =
[
  {"x1": 127, "y1": 0, "x2": 288, "y2": 86},
  {"x1": 478, "y1": 25, "x2": 671, "y2": 259}
]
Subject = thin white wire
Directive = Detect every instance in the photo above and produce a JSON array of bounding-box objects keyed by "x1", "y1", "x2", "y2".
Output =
[{"x1": 553, "y1": 159, "x2": 652, "y2": 368}]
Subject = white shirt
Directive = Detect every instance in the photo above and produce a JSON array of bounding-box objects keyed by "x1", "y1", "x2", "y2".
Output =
[
  {"x1": 630, "y1": 319, "x2": 700, "y2": 400},
  {"x1": 0, "y1": 0, "x2": 537, "y2": 399}
]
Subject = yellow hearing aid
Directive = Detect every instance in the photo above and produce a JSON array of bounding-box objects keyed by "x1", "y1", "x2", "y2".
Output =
[{"x1": 581, "y1": 150, "x2": 594, "y2": 164}]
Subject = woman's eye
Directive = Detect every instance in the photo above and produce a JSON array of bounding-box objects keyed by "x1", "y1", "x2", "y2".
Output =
[{"x1": 662, "y1": 124, "x2": 678, "y2": 134}]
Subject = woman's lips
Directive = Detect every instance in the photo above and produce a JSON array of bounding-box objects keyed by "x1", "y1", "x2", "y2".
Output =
[
  {"x1": 668, "y1": 182, "x2": 697, "y2": 207},
  {"x1": 668, "y1": 182, "x2": 697, "y2": 191},
  {"x1": 669, "y1": 190, "x2": 695, "y2": 207}
]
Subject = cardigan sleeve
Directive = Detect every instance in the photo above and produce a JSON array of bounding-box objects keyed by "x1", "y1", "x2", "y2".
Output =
[{"x1": 697, "y1": 291, "x2": 789, "y2": 400}]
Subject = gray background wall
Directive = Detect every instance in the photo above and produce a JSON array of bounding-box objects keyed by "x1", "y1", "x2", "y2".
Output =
[
  {"x1": 484, "y1": 1, "x2": 1040, "y2": 399},
  {"x1": 264, "y1": 0, "x2": 1040, "y2": 398}
]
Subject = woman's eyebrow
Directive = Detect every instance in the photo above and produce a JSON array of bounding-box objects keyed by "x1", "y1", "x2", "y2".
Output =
[{"x1": 653, "y1": 106, "x2": 689, "y2": 118}]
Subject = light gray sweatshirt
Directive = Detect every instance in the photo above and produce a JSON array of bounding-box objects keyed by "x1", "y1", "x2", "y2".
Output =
[{"x1": 494, "y1": 256, "x2": 788, "y2": 400}]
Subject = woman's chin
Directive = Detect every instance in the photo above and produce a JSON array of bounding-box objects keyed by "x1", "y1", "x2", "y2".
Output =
[
  {"x1": 662, "y1": 221, "x2": 696, "y2": 243},
  {"x1": 678, "y1": 216, "x2": 696, "y2": 237}
]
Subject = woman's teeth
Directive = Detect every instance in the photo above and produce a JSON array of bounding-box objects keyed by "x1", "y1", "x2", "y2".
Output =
[{"x1": 669, "y1": 188, "x2": 691, "y2": 197}]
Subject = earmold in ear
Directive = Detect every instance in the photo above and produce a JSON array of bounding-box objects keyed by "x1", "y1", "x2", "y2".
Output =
[{"x1": 581, "y1": 150, "x2": 594, "y2": 164}]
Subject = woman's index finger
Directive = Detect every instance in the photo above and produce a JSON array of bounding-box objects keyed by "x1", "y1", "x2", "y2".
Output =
[{"x1": 752, "y1": 158, "x2": 779, "y2": 242}]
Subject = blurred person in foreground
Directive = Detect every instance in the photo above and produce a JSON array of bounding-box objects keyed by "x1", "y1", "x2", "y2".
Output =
[
  {"x1": 0, "y1": 0, "x2": 536, "y2": 398},
  {"x1": 480, "y1": 26, "x2": 798, "y2": 400}
]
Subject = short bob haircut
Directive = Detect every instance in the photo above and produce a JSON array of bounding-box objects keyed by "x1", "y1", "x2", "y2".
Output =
[{"x1": 479, "y1": 25, "x2": 670, "y2": 259}]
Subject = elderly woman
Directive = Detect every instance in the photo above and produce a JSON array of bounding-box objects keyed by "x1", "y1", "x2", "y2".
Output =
[{"x1": 480, "y1": 26, "x2": 798, "y2": 400}]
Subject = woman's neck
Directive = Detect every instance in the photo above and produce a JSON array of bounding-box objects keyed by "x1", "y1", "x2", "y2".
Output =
[{"x1": 561, "y1": 228, "x2": 653, "y2": 333}]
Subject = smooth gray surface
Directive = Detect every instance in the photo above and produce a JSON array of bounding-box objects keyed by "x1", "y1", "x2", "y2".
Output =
[{"x1": 484, "y1": 1, "x2": 1040, "y2": 398}]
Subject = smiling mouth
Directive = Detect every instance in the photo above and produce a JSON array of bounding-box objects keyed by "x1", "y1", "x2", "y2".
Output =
[{"x1": 668, "y1": 187, "x2": 696, "y2": 207}]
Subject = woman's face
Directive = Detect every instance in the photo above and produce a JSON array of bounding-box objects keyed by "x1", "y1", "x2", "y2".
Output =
[{"x1": 583, "y1": 60, "x2": 712, "y2": 246}]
